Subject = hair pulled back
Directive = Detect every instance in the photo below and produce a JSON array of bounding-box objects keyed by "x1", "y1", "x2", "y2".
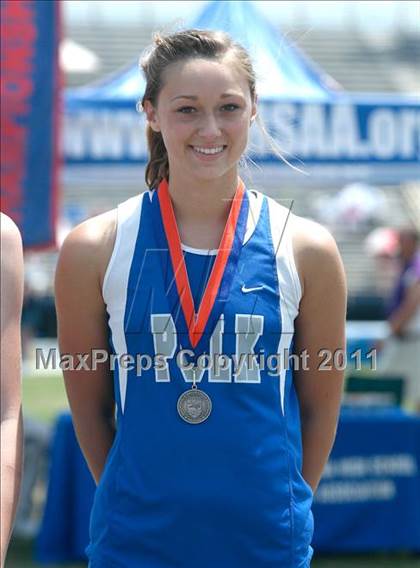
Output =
[{"x1": 139, "y1": 29, "x2": 257, "y2": 190}]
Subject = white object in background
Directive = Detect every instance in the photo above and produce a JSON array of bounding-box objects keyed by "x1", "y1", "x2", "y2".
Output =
[
  {"x1": 316, "y1": 183, "x2": 390, "y2": 231},
  {"x1": 59, "y1": 38, "x2": 100, "y2": 73},
  {"x1": 365, "y1": 227, "x2": 399, "y2": 258},
  {"x1": 335, "y1": 183, "x2": 389, "y2": 227}
]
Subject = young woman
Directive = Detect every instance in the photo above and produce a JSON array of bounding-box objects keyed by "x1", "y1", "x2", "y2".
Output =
[{"x1": 55, "y1": 29, "x2": 347, "y2": 568}]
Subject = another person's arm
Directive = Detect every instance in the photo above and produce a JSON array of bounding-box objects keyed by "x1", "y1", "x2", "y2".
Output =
[
  {"x1": 292, "y1": 218, "x2": 347, "y2": 492},
  {"x1": 1, "y1": 214, "x2": 24, "y2": 567},
  {"x1": 54, "y1": 211, "x2": 117, "y2": 484}
]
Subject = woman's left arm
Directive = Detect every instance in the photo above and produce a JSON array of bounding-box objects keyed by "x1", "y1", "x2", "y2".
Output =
[{"x1": 292, "y1": 219, "x2": 347, "y2": 493}]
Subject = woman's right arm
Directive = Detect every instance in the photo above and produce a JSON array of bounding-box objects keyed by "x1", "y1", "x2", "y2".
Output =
[{"x1": 55, "y1": 212, "x2": 116, "y2": 484}]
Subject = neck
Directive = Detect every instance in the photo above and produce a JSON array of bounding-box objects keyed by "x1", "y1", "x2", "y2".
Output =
[
  {"x1": 167, "y1": 169, "x2": 240, "y2": 224},
  {"x1": 164, "y1": 169, "x2": 241, "y2": 249}
]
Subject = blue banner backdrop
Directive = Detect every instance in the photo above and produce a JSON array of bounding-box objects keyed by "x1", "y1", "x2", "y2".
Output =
[
  {"x1": 1, "y1": 0, "x2": 61, "y2": 249},
  {"x1": 63, "y1": 97, "x2": 420, "y2": 183},
  {"x1": 313, "y1": 408, "x2": 420, "y2": 551}
]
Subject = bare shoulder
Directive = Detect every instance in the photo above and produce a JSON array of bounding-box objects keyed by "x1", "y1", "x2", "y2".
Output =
[
  {"x1": 1, "y1": 214, "x2": 24, "y2": 323},
  {"x1": 0, "y1": 213, "x2": 23, "y2": 282},
  {"x1": 289, "y1": 213, "x2": 346, "y2": 297},
  {"x1": 57, "y1": 208, "x2": 117, "y2": 290},
  {"x1": 290, "y1": 214, "x2": 340, "y2": 256},
  {"x1": 1, "y1": 212, "x2": 23, "y2": 252}
]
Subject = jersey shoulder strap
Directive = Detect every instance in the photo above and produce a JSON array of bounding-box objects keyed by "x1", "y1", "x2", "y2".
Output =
[
  {"x1": 265, "y1": 194, "x2": 302, "y2": 318},
  {"x1": 102, "y1": 191, "x2": 148, "y2": 305}
]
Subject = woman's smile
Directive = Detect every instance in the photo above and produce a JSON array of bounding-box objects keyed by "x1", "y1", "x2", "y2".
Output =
[{"x1": 189, "y1": 144, "x2": 228, "y2": 160}]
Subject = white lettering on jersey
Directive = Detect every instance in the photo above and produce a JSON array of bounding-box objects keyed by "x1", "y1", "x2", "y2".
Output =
[
  {"x1": 234, "y1": 315, "x2": 264, "y2": 383},
  {"x1": 209, "y1": 315, "x2": 232, "y2": 382},
  {"x1": 151, "y1": 314, "x2": 176, "y2": 382},
  {"x1": 150, "y1": 313, "x2": 264, "y2": 382}
]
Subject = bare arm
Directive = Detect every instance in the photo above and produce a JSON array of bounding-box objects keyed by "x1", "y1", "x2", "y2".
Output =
[
  {"x1": 1, "y1": 214, "x2": 24, "y2": 567},
  {"x1": 292, "y1": 219, "x2": 347, "y2": 492},
  {"x1": 54, "y1": 212, "x2": 117, "y2": 484}
]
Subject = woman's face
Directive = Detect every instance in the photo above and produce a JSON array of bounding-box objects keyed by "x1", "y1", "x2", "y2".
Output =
[{"x1": 144, "y1": 57, "x2": 257, "y2": 184}]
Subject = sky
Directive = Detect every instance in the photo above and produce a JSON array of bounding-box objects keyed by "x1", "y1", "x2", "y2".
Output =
[{"x1": 64, "y1": 1, "x2": 420, "y2": 32}]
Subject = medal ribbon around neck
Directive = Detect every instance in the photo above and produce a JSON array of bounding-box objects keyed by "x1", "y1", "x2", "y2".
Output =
[{"x1": 156, "y1": 178, "x2": 248, "y2": 350}]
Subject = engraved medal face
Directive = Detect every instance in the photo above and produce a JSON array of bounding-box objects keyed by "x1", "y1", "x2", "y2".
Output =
[{"x1": 177, "y1": 389, "x2": 212, "y2": 424}]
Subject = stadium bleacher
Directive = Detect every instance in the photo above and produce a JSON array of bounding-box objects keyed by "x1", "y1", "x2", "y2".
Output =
[{"x1": 64, "y1": 24, "x2": 420, "y2": 93}]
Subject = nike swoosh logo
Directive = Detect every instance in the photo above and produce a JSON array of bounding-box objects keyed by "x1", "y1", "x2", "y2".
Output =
[{"x1": 241, "y1": 284, "x2": 264, "y2": 293}]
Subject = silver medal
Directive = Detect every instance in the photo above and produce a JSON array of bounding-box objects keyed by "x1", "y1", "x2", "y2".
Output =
[
  {"x1": 177, "y1": 366, "x2": 212, "y2": 424},
  {"x1": 177, "y1": 388, "x2": 212, "y2": 424}
]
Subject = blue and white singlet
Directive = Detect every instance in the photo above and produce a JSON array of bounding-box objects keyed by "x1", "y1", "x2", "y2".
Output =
[{"x1": 87, "y1": 179, "x2": 314, "y2": 567}]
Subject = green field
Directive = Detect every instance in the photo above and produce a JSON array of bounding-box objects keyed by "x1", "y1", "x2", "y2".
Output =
[
  {"x1": 7, "y1": 373, "x2": 419, "y2": 567},
  {"x1": 22, "y1": 371, "x2": 69, "y2": 424}
]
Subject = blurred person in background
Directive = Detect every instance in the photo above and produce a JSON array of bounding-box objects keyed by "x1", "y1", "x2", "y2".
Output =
[
  {"x1": 379, "y1": 228, "x2": 420, "y2": 411},
  {"x1": 0, "y1": 213, "x2": 24, "y2": 567}
]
